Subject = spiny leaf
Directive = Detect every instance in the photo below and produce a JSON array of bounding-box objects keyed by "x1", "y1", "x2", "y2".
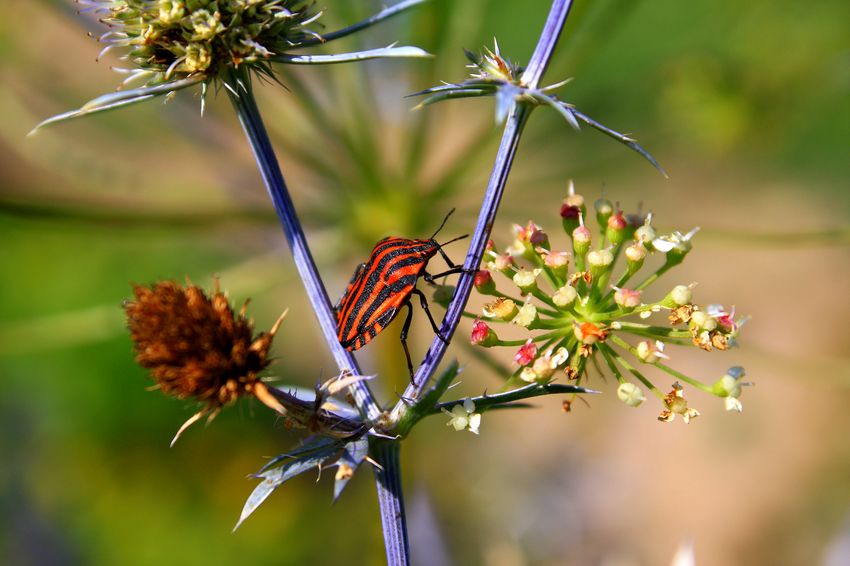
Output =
[
  {"x1": 29, "y1": 76, "x2": 204, "y2": 133},
  {"x1": 332, "y1": 437, "x2": 369, "y2": 502},
  {"x1": 272, "y1": 45, "x2": 431, "y2": 65}
]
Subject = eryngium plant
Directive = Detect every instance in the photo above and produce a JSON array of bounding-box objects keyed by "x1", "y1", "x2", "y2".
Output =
[
  {"x1": 32, "y1": 0, "x2": 428, "y2": 130},
  {"x1": 33, "y1": 0, "x2": 755, "y2": 562}
]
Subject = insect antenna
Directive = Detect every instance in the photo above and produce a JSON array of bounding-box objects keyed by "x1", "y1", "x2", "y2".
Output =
[
  {"x1": 437, "y1": 233, "x2": 469, "y2": 248},
  {"x1": 429, "y1": 208, "x2": 456, "y2": 240}
]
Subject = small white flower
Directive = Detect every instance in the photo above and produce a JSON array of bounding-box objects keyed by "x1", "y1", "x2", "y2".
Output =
[
  {"x1": 617, "y1": 382, "x2": 646, "y2": 407},
  {"x1": 725, "y1": 396, "x2": 743, "y2": 412},
  {"x1": 512, "y1": 302, "x2": 538, "y2": 328},
  {"x1": 652, "y1": 227, "x2": 699, "y2": 253},
  {"x1": 712, "y1": 366, "x2": 751, "y2": 412},
  {"x1": 635, "y1": 340, "x2": 669, "y2": 363},
  {"x1": 443, "y1": 398, "x2": 481, "y2": 434}
]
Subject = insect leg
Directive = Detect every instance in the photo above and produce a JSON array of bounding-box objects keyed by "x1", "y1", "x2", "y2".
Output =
[
  {"x1": 423, "y1": 265, "x2": 467, "y2": 284},
  {"x1": 410, "y1": 288, "x2": 447, "y2": 344},
  {"x1": 436, "y1": 246, "x2": 460, "y2": 269},
  {"x1": 399, "y1": 301, "x2": 415, "y2": 380}
]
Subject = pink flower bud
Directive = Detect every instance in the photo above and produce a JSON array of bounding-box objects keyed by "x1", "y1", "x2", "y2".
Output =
[
  {"x1": 607, "y1": 211, "x2": 627, "y2": 231},
  {"x1": 560, "y1": 203, "x2": 581, "y2": 219},
  {"x1": 471, "y1": 319, "x2": 497, "y2": 347},
  {"x1": 514, "y1": 339, "x2": 537, "y2": 366},
  {"x1": 473, "y1": 269, "x2": 496, "y2": 294},
  {"x1": 489, "y1": 253, "x2": 514, "y2": 274},
  {"x1": 614, "y1": 287, "x2": 642, "y2": 309}
]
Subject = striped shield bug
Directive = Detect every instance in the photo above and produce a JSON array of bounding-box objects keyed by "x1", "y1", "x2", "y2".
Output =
[{"x1": 334, "y1": 210, "x2": 468, "y2": 379}]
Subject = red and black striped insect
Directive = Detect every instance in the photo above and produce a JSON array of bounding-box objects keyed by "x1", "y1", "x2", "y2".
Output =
[{"x1": 334, "y1": 210, "x2": 468, "y2": 379}]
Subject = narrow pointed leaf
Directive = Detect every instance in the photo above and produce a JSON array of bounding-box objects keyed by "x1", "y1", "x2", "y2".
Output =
[
  {"x1": 293, "y1": 0, "x2": 428, "y2": 48},
  {"x1": 538, "y1": 94, "x2": 581, "y2": 131},
  {"x1": 237, "y1": 438, "x2": 342, "y2": 529},
  {"x1": 273, "y1": 46, "x2": 431, "y2": 65},
  {"x1": 332, "y1": 437, "x2": 369, "y2": 502},
  {"x1": 30, "y1": 76, "x2": 204, "y2": 133},
  {"x1": 571, "y1": 108, "x2": 667, "y2": 177},
  {"x1": 495, "y1": 85, "x2": 521, "y2": 124},
  {"x1": 415, "y1": 89, "x2": 494, "y2": 108},
  {"x1": 434, "y1": 382, "x2": 599, "y2": 415}
]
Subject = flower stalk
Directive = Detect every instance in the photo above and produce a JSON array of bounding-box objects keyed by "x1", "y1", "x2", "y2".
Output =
[
  {"x1": 391, "y1": 1, "x2": 577, "y2": 421},
  {"x1": 225, "y1": 67, "x2": 381, "y2": 421}
]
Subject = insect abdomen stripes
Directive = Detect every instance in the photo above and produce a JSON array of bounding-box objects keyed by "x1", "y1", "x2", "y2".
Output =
[{"x1": 336, "y1": 237, "x2": 438, "y2": 350}]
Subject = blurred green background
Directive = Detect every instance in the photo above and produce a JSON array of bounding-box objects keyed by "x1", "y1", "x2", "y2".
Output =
[{"x1": 2, "y1": 1, "x2": 849, "y2": 564}]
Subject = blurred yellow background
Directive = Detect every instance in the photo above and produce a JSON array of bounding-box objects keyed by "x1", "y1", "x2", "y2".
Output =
[{"x1": 2, "y1": 1, "x2": 849, "y2": 565}]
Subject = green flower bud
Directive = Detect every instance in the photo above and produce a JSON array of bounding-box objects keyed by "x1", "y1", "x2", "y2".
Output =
[
  {"x1": 543, "y1": 251, "x2": 570, "y2": 281},
  {"x1": 513, "y1": 268, "x2": 541, "y2": 295},
  {"x1": 572, "y1": 226, "x2": 591, "y2": 255},
  {"x1": 190, "y1": 9, "x2": 224, "y2": 41},
  {"x1": 185, "y1": 43, "x2": 212, "y2": 72},
  {"x1": 512, "y1": 303, "x2": 539, "y2": 328},
  {"x1": 587, "y1": 248, "x2": 614, "y2": 279},
  {"x1": 605, "y1": 211, "x2": 629, "y2": 245},
  {"x1": 625, "y1": 242, "x2": 647, "y2": 269},
  {"x1": 552, "y1": 285, "x2": 578, "y2": 308},
  {"x1": 670, "y1": 284, "x2": 693, "y2": 307},
  {"x1": 595, "y1": 198, "x2": 613, "y2": 227},
  {"x1": 617, "y1": 382, "x2": 646, "y2": 407},
  {"x1": 634, "y1": 222, "x2": 656, "y2": 244}
]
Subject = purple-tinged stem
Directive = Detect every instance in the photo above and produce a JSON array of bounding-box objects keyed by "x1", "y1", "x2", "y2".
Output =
[
  {"x1": 392, "y1": 0, "x2": 575, "y2": 415},
  {"x1": 372, "y1": 440, "x2": 409, "y2": 565},
  {"x1": 522, "y1": 0, "x2": 574, "y2": 89},
  {"x1": 225, "y1": 70, "x2": 382, "y2": 422},
  {"x1": 226, "y1": 69, "x2": 411, "y2": 565}
]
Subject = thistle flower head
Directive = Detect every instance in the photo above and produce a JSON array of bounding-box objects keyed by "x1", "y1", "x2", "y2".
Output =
[
  {"x1": 411, "y1": 42, "x2": 666, "y2": 175},
  {"x1": 471, "y1": 183, "x2": 750, "y2": 424},
  {"x1": 90, "y1": 0, "x2": 322, "y2": 84},
  {"x1": 34, "y1": 0, "x2": 429, "y2": 130},
  {"x1": 124, "y1": 279, "x2": 286, "y2": 443},
  {"x1": 465, "y1": 40, "x2": 522, "y2": 84}
]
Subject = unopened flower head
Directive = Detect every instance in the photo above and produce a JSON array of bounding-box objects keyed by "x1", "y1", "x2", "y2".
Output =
[
  {"x1": 465, "y1": 41, "x2": 520, "y2": 83},
  {"x1": 625, "y1": 242, "x2": 647, "y2": 264},
  {"x1": 474, "y1": 269, "x2": 496, "y2": 294},
  {"x1": 469, "y1": 184, "x2": 749, "y2": 425}
]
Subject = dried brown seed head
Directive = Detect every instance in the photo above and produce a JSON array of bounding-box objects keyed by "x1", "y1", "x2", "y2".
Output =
[{"x1": 124, "y1": 279, "x2": 286, "y2": 443}]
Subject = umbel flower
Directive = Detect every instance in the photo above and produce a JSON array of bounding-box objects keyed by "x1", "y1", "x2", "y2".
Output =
[
  {"x1": 468, "y1": 182, "x2": 752, "y2": 422},
  {"x1": 125, "y1": 279, "x2": 287, "y2": 444},
  {"x1": 32, "y1": 0, "x2": 428, "y2": 130}
]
